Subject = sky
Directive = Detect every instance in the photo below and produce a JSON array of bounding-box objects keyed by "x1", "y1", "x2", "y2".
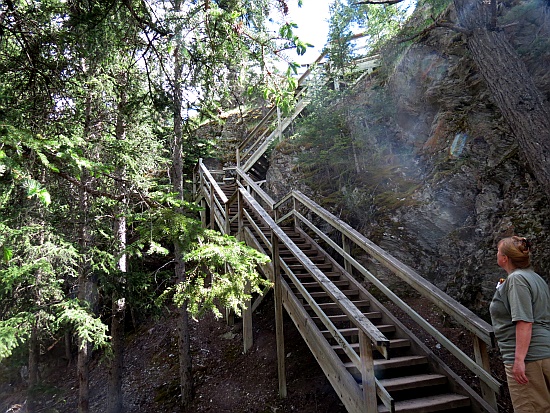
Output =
[
  {"x1": 281, "y1": 0, "x2": 417, "y2": 66},
  {"x1": 285, "y1": 0, "x2": 332, "y2": 65}
]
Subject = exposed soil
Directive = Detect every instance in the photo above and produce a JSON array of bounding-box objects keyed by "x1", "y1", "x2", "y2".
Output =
[
  {"x1": 1, "y1": 293, "x2": 513, "y2": 413},
  {"x1": 1, "y1": 292, "x2": 345, "y2": 413}
]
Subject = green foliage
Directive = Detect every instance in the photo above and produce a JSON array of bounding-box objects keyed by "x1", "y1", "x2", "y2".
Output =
[
  {"x1": 54, "y1": 300, "x2": 110, "y2": 351},
  {"x1": 134, "y1": 207, "x2": 270, "y2": 319},
  {"x1": 326, "y1": 0, "x2": 411, "y2": 75},
  {"x1": 0, "y1": 314, "x2": 33, "y2": 360},
  {"x1": 0, "y1": 0, "x2": 305, "y2": 373},
  {"x1": 0, "y1": 222, "x2": 111, "y2": 361},
  {"x1": 178, "y1": 230, "x2": 270, "y2": 318}
]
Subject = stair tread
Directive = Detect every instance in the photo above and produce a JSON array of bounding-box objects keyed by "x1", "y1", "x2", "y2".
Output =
[
  {"x1": 299, "y1": 289, "x2": 360, "y2": 298},
  {"x1": 378, "y1": 393, "x2": 470, "y2": 413},
  {"x1": 312, "y1": 312, "x2": 381, "y2": 323},
  {"x1": 345, "y1": 355, "x2": 428, "y2": 370},
  {"x1": 331, "y1": 338, "x2": 409, "y2": 352},
  {"x1": 378, "y1": 373, "x2": 447, "y2": 391},
  {"x1": 307, "y1": 299, "x2": 370, "y2": 309},
  {"x1": 300, "y1": 280, "x2": 349, "y2": 288},
  {"x1": 321, "y1": 324, "x2": 396, "y2": 337},
  {"x1": 374, "y1": 355, "x2": 428, "y2": 369}
]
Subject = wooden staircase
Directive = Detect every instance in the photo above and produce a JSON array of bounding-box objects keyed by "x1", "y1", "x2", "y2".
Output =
[
  {"x1": 193, "y1": 44, "x2": 501, "y2": 413},
  {"x1": 193, "y1": 164, "x2": 502, "y2": 413}
]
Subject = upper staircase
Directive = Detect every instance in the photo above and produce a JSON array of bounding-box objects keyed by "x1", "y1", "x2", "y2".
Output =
[{"x1": 193, "y1": 48, "x2": 502, "y2": 413}]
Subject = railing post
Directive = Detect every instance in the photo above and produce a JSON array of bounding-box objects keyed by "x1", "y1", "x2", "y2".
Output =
[
  {"x1": 342, "y1": 234, "x2": 353, "y2": 275},
  {"x1": 293, "y1": 195, "x2": 300, "y2": 231},
  {"x1": 209, "y1": 190, "x2": 215, "y2": 230},
  {"x1": 277, "y1": 106, "x2": 282, "y2": 143},
  {"x1": 272, "y1": 233, "x2": 287, "y2": 398},
  {"x1": 242, "y1": 281, "x2": 253, "y2": 353},
  {"x1": 200, "y1": 199, "x2": 206, "y2": 227},
  {"x1": 359, "y1": 331, "x2": 378, "y2": 412},
  {"x1": 224, "y1": 202, "x2": 230, "y2": 235},
  {"x1": 237, "y1": 189, "x2": 243, "y2": 237},
  {"x1": 239, "y1": 190, "x2": 253, "y2": 353},
  {"x1": 473, "y1": 335, "x2": 499, "y2": 411}
]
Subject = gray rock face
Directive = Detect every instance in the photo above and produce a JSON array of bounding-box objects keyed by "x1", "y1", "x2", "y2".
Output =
[{"x1": 265, "y1": 1, "x2": 550, "y2": 317}]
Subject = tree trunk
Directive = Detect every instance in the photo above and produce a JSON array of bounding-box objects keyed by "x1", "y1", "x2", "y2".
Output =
[
  {"x1": 107, "y1": 78, "x2": 128, "y2": 413},
  {"x1": 27, "y1": 322, "x2": 39, "y2": 412},
  {"x1": 108, "y1": 210, "x2": 127, "y2": 413},
  {"x1": 108, "y1": 294, "x2": 125, "y2": 413},
  {"x1": 175, "y1": 244, "x2": 193, "y2": 409},
  {"x1": 77, "y1": 94, "x2": 95, "y2": 413},
  {"x1": 453, "y1": 0, "x2": 550, "y2": 199},
  {"x1": 172, "y1": 1, "x2": 194, "y2": 406}
]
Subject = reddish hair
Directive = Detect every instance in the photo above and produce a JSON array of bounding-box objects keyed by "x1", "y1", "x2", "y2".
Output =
[{"x1": 498, "y1": 236, "x2": 532, "y2": 269}]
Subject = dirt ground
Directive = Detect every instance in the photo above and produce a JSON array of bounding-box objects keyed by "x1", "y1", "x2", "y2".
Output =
[
  {"x1": 1, "y1": 293, "x2": 513, "y2": 413},
  {"x1": 1, "y1": 293, "x2": 346, "y2": 413}
]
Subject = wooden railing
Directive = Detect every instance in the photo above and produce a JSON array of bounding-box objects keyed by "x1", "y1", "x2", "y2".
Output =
[
  {"x1": 193, "y1": 159, "x2": 501, "y2": 412},
  {"x1": 274, "y1": 190, "x2": 500, "y2": 409},
  {"x1": 195, "y1": 161, "x2": 394, "y2": 411},
  {"x1": 237, "y1": 188, "x2": 392, "y2": 412}
]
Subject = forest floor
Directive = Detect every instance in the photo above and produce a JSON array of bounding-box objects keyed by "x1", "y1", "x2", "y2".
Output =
[{"x1": 1, "y1": 294, "x2": 513, "y2": 413}]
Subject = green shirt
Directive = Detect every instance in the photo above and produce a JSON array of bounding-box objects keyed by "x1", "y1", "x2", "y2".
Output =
[{"x1": 489, "y1": 268, "x2": 550, "y2": 364}]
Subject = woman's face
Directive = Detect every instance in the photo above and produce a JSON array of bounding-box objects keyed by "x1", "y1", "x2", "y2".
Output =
[{"x1": 497, "y1": 245, "x2": 508, "y2": 269}]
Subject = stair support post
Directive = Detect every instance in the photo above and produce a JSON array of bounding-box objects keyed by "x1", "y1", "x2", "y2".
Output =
[
  {"x1": 200, "y1": 199, "x2": 206, "y2": 228},
  {"x1": 238, "y1": 193, "x2": 254, "y2": 353},
  {"x1": 473, "y1": 335, "x2": 499, "y2": 411},
  {"x1": 359, "y1": 331, "x2": 378, "y2": 413},
  {"x1": 224, "y1": 202, "x2": 230, "y2": 235},
  {"x1": 243, "y1": 279, "x2": 253, "y2": 354},
  {"x1": 209, "y1": 190, "x2": 215, "y2": 230},
  {"x1": 342, "y1": 234, "x2": 353, "y2": 275},
  {"x1": 272, "y1": 234, "x2": 287, "y2": 398}
]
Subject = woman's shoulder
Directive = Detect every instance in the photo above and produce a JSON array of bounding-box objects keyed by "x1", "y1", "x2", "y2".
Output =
[
  {"x1": 509, "y1": 268, "x2": 547, "y2": 287},
  {"x1": 510, "y1": 268, "x2": 536, "y2": 276}
]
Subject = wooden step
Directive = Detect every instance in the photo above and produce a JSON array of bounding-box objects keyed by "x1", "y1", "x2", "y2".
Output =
[
  {"x1": 300, "y1": 280, "x2": 349, "y2": 290},
  {"x1": 344, "y1": 355, "x2": 428, "y2": 372},
  {"x1": 321, "y1": 324, "x2": 395, "y2": 338},
  {"x1": 301, "y1": 289, "x2": 360, "y2": 299},
  {"x1": 294, "y1": 272, "x2": 341, "y2": 281},
  {"x1": 331, "y1": 338, "x2": 409, "y2": 354},
  {"x1": 373, "y1": 355, "x2": 428, "y2": 371},
  {"x1": 378, "y1": 373, "x2": 447, "y2": 392},
  {"x1": 286, "y1": 262, "x2": 332, "y2": 269},
  {"x1": 312, "y1": 311, "x2": 382, "y2": 324},
  {"x1": 377, "y1": 393, "x2": 470, "y2": 413},
  {"x1": 306, "y1": 300, "x2": 370, "y2": 311}
]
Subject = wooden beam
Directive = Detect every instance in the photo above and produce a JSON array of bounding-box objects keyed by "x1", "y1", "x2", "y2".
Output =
[{"x1": 272, "y1": 234, "x2": 287, "y2": 398}]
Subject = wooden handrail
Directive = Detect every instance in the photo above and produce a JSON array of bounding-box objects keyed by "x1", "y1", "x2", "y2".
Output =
[
  {"x1": 239, "y1": 188, "x2": 390, "y2": 351},
  {"x1": 272, "y1": 189, "x2": 501, "y2": 403},
  {"x1": 235, "y1": 168, "x2": 276, "y2": 210},
  {"x1": 239, "y1": 105, "x2": 278, "y2": 153},
  {"x1": 198, "y1": 160, "x2": 228, "y2": 204},
  {"x1": 286, "y1": 191, "x2": 495, "y2": 346}
]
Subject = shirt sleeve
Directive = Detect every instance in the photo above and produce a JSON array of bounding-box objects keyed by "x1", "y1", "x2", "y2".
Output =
[{"x1": 507, "y1": 274, "x2": 534, "y2": 323}]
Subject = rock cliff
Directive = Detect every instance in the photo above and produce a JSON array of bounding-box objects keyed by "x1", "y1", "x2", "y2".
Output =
[{"x1": 265, "y1": 0, "x2": 550, "y2": 317}]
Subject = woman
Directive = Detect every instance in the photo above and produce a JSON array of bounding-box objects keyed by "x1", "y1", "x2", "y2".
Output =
[{"x1": 490, "y1": 236, "x2": 550, "y2": 413}]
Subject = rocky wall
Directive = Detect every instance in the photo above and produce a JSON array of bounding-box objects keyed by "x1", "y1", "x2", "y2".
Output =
[{"x1": 265, "y1": 0, "x2": 550, "y2": 317}]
